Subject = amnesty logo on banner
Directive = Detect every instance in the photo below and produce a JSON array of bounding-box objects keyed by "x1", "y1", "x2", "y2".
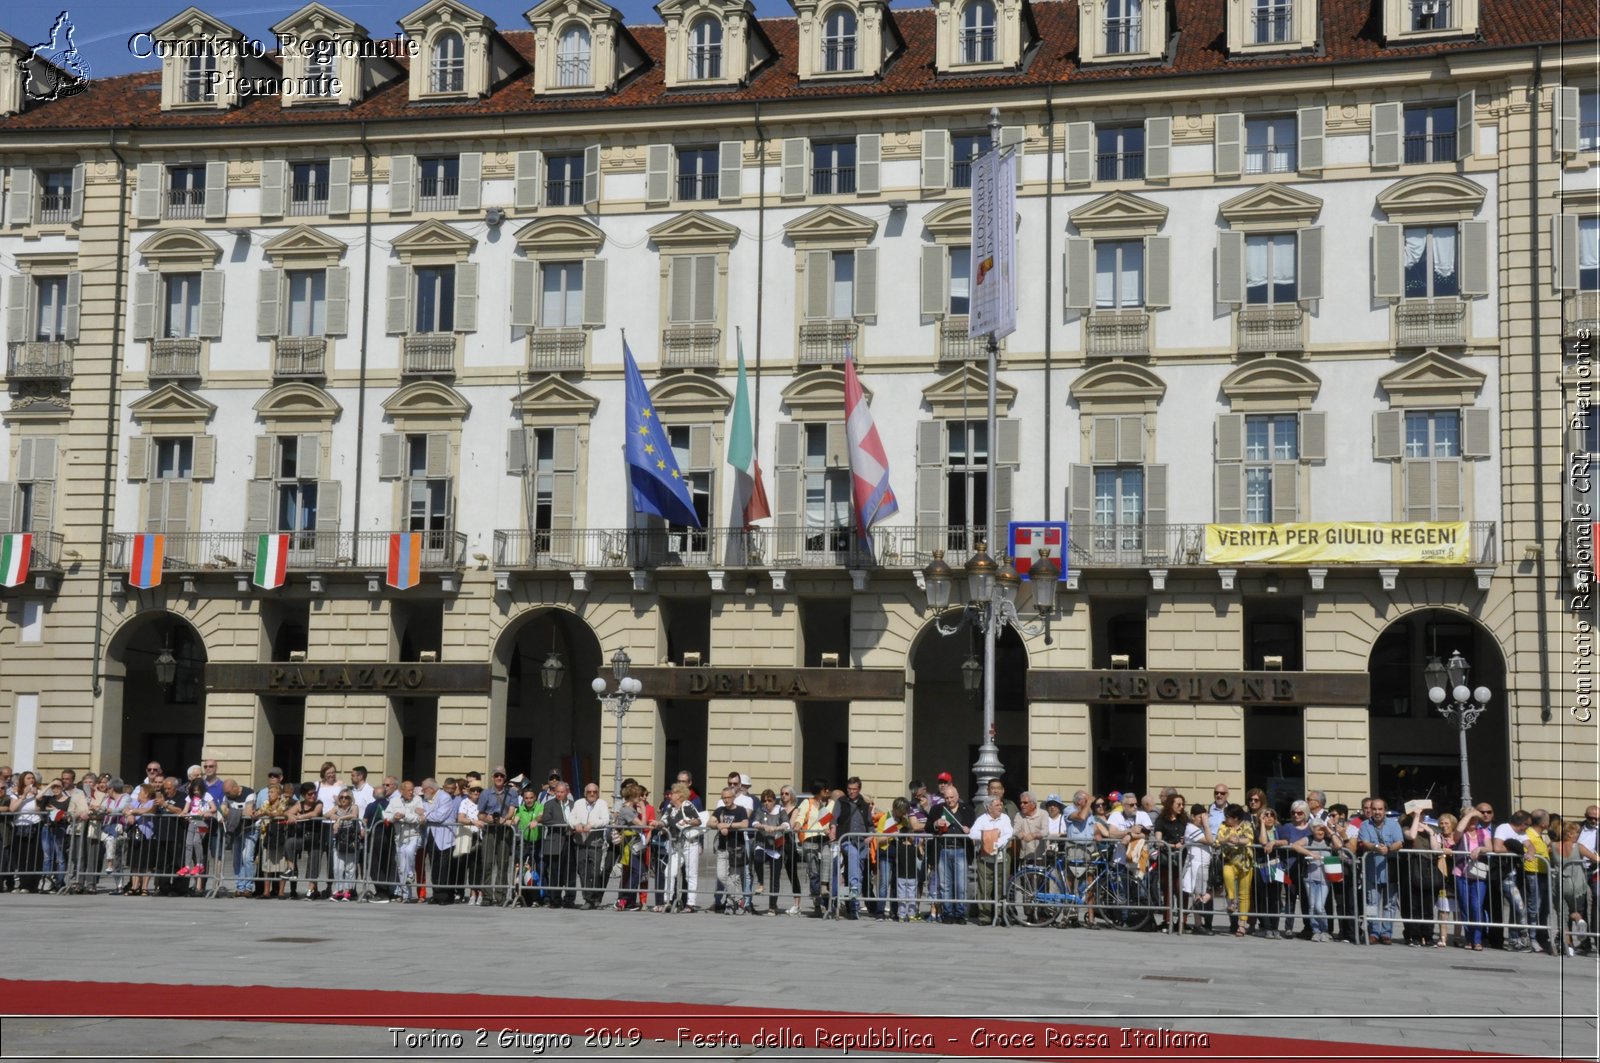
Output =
[
  {"x1": 969, "y1": 143, "x2": 1017, "y2": 340},
  {"x1": 1205, "y1": 522, "x2": 1472, "y2": 565}
]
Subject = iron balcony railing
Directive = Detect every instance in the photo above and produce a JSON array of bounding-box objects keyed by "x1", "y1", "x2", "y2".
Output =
[
  {"x1": 403, "y1": 334, "x2": 455, "y2": 375},
  {"x1": 164, "y1": 189, "x2": 205, "y2": 219},
  {"x1": 7, "y1": 341, "x2": 73, "y2": 381},
  {"x1": 1565, "y1": 292, "x2": 1599, "y2": 339},
  {"x1": 545, "y1": 179, "x2": 583, "y2": 207},
  {"x1": 1086, "y1": 309, "x2": 1151, "y2": 358},
  {"x1": 1095, "y1": 151, "x2": 1144, "y2": 182},
  {"x1": 273, "y1": 337, "x2": 327, "y2": 378},
  {"x1": 662, "y1": 326, "x2": 720, "y2": 367},
  {"x1": 939, "y1": 316, "x2": 985, "y2": 362},
  {"x1": 1237, "y1": 306, "x2": 1304, "y2": 353},
  {"x1": 1244, "y1": 146, "x2": 1297, "y2": 174},
  {"x1": 798, "y1": 320, "x2": 857, "y2": 365},
  {"x1": 289, "y1": 185, "x2": 329, "y2": 216},
  {"x1": 1395, "y1": 298, "x2": 1467, "y2": 348},
  {"x1": 528, "y1": 329, "x2": 586, "y2": 372},
  {"x1": 676, "y1": 173, "x2": 719, "y2": 201},
  {"x1": 38, "y1": 193, "x2": 72, "y2": 224},
  {"x1": 811, "y1": 167, "x2": 856, "y2": 196},
  {"x1": 1252, "y1": 4, "x2": 1294, "y2": 42},
  {"x1": 1403, "y1": 131, "x2": 1456, "y2": 165},
  {"x1": 1104, "y1": 17, "x2": 1143, "y2": 53},
  {"x1": 958, "y1": 29, "x2": 996, "y2": 63},
  {"x1": 556, "y1": 55, "x2": 591, "y2": 87},
  {"x1": 19, "y1": 531, "x2": 64, "y2": 573},
  {"x1": 148, "y1": 339, "x2": 202, "y2": 379},
  {"x1": 417, "y1": 176, "x2": 459, "y2": 213},
  {"x1": 107, "y1": 530, "x2": 467, "y2": 573}
]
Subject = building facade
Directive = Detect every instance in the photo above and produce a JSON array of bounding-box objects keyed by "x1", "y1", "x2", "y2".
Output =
[{"x1": 0, "y1": 0, "x2": 1595, "y2": 812}]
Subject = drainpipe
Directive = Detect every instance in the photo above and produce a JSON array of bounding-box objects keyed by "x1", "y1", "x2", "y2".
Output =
[
  {"x1": 753, "y1": 102, "x2": 766, "y2": 442},
  {"x1": 1044, "y1": 86, "x2": 1055, "y2": 522},
  {"x1": 1527, "y1": 49, "x2": 1552, "y2": 739},
  {"x1": 91, "y1": 130, "x2": 131, "y2": 700},
  {"x1": 351, "y1": 122, "x2": 375, "y2": 544}
]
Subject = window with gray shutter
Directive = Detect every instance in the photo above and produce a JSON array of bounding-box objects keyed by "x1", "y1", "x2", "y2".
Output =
[
  {"x1": 458, "y1": 152, "x2": 483, "y2": 211},
  {"x1": 328, "y1": 156, "x2": 352, "y2": 215},
  {"x1": 1297, "y1": 106, "x2": 1325, "y2": 172},
  {"x1": 855, "y1": 134, "x2": 882, "y2": 195},
  {"x1": 782, "y1": 138, "x2": 808, "y2": 198},
  {"x1": 1144, "y1": 117, "x2": 1172, "y2": 180},
  {"x1": 390, "y1": 154, "x2": 415, "y2": 214},
  {"x1": 920, "y1": 246, "x2": 948, "y2": 318},
  {"x1": 915, "y1": 419, "x2": 946, "y2": 553},
  {"x1": 773, "y1": 421, "x2": 804, "y2": 562},
  {"x1": 1370, "y1": 102, "x2": 1402, "y2": 167},
  {"x1": 260, "y1": 159, "x2": 287, "y2": 218},
  {"x1": 719, "y1": 140, "x2": 744, "y2": 202},
  {"x1": 514, "y1": 150, "x2": 544, "y2": 211},
  {"x1": 921, "y1": 129, "x2": 950, "y2": 192},
  {"x1": 204, "y1": 161, "x2": 228, "y2": 221},
  {"x1": 1065, "y1": 122, "x2": 1093, "y2": 185},
  {"x1": 1214, "y1": 113, "x2": 1244, "y2": 179}
]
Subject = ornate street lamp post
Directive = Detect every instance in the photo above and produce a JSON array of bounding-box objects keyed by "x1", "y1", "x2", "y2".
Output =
[
  {"x1": 1425, "y1": 649, "x2": 1491, "y2": 809},
  {"x1": 591, "y1": 647, "x2": 642, "y2": 804}
]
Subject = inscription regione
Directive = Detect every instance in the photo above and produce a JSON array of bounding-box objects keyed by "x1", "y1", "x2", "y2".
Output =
[
  {"x1": 687, "y1": 671, "x2": 811, "y2": 697},
  {"x1": 1097, "y1": 673, "x2": 1296, "y2": 703}
]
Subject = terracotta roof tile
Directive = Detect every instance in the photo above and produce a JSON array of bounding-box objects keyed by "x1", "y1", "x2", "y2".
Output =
[{"x1": 3, "y1": 0, "x2": 1593, "y2": 133}]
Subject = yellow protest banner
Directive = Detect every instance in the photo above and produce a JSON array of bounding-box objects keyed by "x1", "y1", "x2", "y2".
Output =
[{"x1": 1204, "y1": 522, "x2": 1472, "y2": 565}]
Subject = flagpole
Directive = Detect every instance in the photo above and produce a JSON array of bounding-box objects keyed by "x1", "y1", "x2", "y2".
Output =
[
  {"x1": 621, "y1": 328, "x2": 633, "y2": 567},
  {"x1": 973, "y1": 106, "x2": 1005, "y2": 799}
]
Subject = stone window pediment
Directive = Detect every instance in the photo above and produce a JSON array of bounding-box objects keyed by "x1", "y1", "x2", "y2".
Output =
[
  {"x1": 253, "y1": 382, "x2": 343, "y2": 426},
  {"x1": 513, "y1": 216, "x2": 607, "y2": 256},
  {"x1": 780, "y1": 368, "x2": 869, "y2": 419},
  {"x1": 381, "y1": 379, "x2": 471, "y2": 429},
  {"x1": 1378, "y1": 349, "x2": 1485, "y2": 407},
  {"x1": 648, "y1": 210, "x2": 740, "y2": 250},
  {"x1": 130, "y1": 382, "x2": 218, "y2": 426},
  {"x1": 648, "y1": 373, "x2": 732, "y2": 418},
  {"x1": 922, "y1": 364, "x2": 1016, "y2": 417},
  {"x1": 1219, "y1": 358, "x2": 1321, "y2": 411},
  {"x1": 390, "y1": 219, "x2": 477, "y2": 264},
  {"x1": 262, "y1": 224, "x2": 349, "y2": 267},
  {"x1": 1068, "y1": 360, "x2": 1165, "y2": 413},
  {"x1": 512, "y1": 377, "x2": 600, "y2": 422},
  {"x1": 1375, "y1": 174, "x2": 1485, "y2": 222},
  {"x1": 923, "y1": 200, "x2": 972, "y2": 241},
  {"x1": 1218, "y1": 184, "x2": 1323, "y2": 231},
  {"x1": 136, "y1": 228, "x2": 223, "y2": 270},
  {"x1": 1068, "y1": 190, "x2": 1169, "y2": 238},
  {"x1": 783, "y1": 205, "x2": 878, "y2": 248}
]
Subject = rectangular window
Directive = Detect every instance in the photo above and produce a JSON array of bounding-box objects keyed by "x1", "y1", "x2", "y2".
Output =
[
  {"x1": 155, "y1": 437, "x2": 194, "y2": 480},
  {"x1": 1409, "y1": 0, "x2": 1453, "y2": 30},
  {"x1": 1245, "y1": 233, "x2": 1298, "y2": 304},
  {"x1": 946, "y1": 420, "x2": 989, "y2": 547},
  {"x1": 1403, "y1": 103, "x2": 1457, "y2": 164},
  {"x1": 948, "y1": 246, "x2": 972, "y2": 316},
  {"x1": 951, "y1": 134, "x2": 992, "y2": 189},
  {"x1": 1243, "y1": 414, "x2": 1298, "y2": 522},
  {"x1": 38, "y1": 169, "x2": 73, "y2": 223},
  {"x1": 545, "y1": 153, "x2": 585, "y2": 206},
  {"x1": 666, "y1": 425, "x2": 711, "y2": 550},
  {"x1": 414, "y1": 266, "x2": 456, "y2": 333},
  {"x1": 540, "y1": 262, "x2": 584, "y2": 327},
  {"x1": 285, "y1": 269, "x2": 327, "y2": 337},
  {"x1": 166, "y1": 165, "x2": 206, "y2": 218},
  {"x1": 274, "y1": 436, "x2": 318, "y2": 545},
  {"x1": 1245, "y1": 116, "x2": 1297, "y2": 174},
  {"x1": 1582, "y1": 91, "x2": 1600, "y2": 153},
  {"x1": 827, "y1": 252, "x2": 855, "y2": 319},
  {"x1": 183, "y1": 51, "x2": 217, "y2": 103},
  {"x1": 1579, "y1": 216, "x2": 1600, "y2": 292},
  {"x1": 529, "y1": 427, "x2": 555, "y2": 542},
  {"x1": 811, "y1": 141, "x2": 857, "y2": 196},
  {"x1": 1096, "y1": 125, "x2": 1145, "y2": 182},
  {"x1": 676, "y1": 148, "x2": 719, "y2": 201},
  {"x1": 290, "y1": 161, "x2": 330, "y2": 214},
  {"x1": 163, "y1": 273, "x2": 202, "y2": 338},
  {"x1": 804, "y1": 423, "x2": 851, "y2": 551},
  {"x1": 1094, "y1": 240, "x2": 1144, "y2": 309},
  {"x1": 417, "y1": 156, "x2": 460, "y2": 211},
  {"x1": 15, "y1": 482, "x2": 34, "y2": 533},
  {"x1": 1253, "y1": 0, "x2": 1293, "y2": 42},
  {"x1": 1092, "y1": 467, "x2": 1144, "y2": 548},
  {"x1": 1105, "y1": 0, "x2": 1143, "y2": 53},
  {"x1": 1404, "y1": 410, "x2": 1460, "y2": 458},
  {"x1": 405, "y1": 433, "x2": 450, "y2": 540},
  {"x1": 33, "y1": 277, "x2": 68, "y2": 342},
  {"x1": 1402, "y1": 225, "x2": 1459, "y2": 299}
]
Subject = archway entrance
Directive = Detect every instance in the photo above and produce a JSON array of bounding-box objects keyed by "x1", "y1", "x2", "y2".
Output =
[
  {"x1": 105, "y1": 612, "x2": 208, "y2": 780},
  {"x1": 910, "y1": 619, "x2": 1029, "y2": 797},
  {"x1": 492, "y1": 610, "x2": 603, "y2": 788},
  {"x1": 1366, "y1": 609, "x2": 1509, "y2": 813}
]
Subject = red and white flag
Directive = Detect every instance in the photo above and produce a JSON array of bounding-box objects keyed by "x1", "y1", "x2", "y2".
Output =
[{"x1": 844, "y1": 355, "x2": 898, "y2": 543}]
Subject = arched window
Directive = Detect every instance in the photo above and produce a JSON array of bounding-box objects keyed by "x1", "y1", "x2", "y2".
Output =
[
  {"x1": 821, "y1": 7, "x2": 858, "y2": 72},
  {"x1": 557, "y1": 24, "x2": 592, "y2": 87},
  {"x1": 960, "y1": 0, "x2": 996, "y2": 63},
  {"x1": 430, "y1": 30, "x2": 465, "y2": 93},
  {"x1": 688, "y1": 16, "x2": 723, "y2": 80},
  {"x1": 183, "y1": 44, "x2": 217, "y2": 102},
  {"x1": 303, "y1": 39, "x2": 335, "y2": 96},
  {"x1": 1104, "y1": 0, "x2": 1143, "y2": 53}
]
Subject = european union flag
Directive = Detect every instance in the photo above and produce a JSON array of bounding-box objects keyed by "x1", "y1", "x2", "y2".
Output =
[{"x1": 623, "y1": 341, "x2": 702, "y2": 528}]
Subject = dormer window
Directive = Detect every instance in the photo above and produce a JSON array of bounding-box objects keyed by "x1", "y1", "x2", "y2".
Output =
[
  {"x1": 557, "y1": 25, "x2": 592, "y2": 87},
  {"x1": 822, "y1": 7, "x2": 858, "y2": 72},
  {"x1": 960, "y1": 0, "x2": 997, "y2": 63},
  {"x1": 1105, "y1": 0, "x2": 1143, "y2": 54},
  {"x1": 1253, "y1": 0, "x2": 1292, "y2": 43},
  {"x1": 1410, "y1": 0, "x2": 1452, "y2": 30},
  {"x1": 1380, "y1": 0, "x2": 1477, "y2": 42},
  {"x1": 183, "y1": 46, "x2": 217, "y2": 103},
  {"x1": 689, "y1": 16, "x2": 724, "y2": 80},
  {"x1": 303, "y1": 40, "x2": 336, "y2": 96},
  {"x1": 430, "y1": 31, "x2": 465, "y2": 93}
]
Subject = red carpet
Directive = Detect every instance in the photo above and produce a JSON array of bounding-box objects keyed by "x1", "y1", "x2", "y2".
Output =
[{"x1": 0, "y1": 979, "x2": 1519, "y2": 1060}]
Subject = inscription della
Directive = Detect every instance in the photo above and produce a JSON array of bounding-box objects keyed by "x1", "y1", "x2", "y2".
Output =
[{"x1": 687, "y1": 671, "x2": 811, "y2": 698}]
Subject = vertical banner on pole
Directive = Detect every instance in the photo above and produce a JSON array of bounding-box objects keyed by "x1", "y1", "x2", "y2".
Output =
[{"x1": 970, "y1": 145, "x2": 1017, "y2": 341}]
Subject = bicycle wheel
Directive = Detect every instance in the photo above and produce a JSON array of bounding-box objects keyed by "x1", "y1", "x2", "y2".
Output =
[
  {"x1": 1007, "y1": 866, "x2": 1066, "y2": 927},
  {"x1": 1093, "y1": 865, "x2": 1153, "y2": 931}
]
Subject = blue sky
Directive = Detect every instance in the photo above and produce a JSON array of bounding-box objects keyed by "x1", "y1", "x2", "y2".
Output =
[{"x1": 11, "y1": 0, "x2": 869, "y2": 80}]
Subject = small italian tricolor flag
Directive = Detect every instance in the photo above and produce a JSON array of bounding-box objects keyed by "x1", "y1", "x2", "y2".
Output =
[
  {"x1": 253, "y1": 533, "x2": 289, "y2": 590},
  {"x1": 0, "y1": 534, "x2": 31, "y2": 588}
]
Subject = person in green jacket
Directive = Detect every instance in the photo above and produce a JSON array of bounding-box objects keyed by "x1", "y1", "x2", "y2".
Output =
[{"x1": 512, "y1": 784, "x2": 546, "y2": 906}]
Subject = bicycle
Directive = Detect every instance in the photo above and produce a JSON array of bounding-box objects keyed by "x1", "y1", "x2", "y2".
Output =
[{"x1": 1006, "y1": 841, "x2": 1157, "y2": 931}]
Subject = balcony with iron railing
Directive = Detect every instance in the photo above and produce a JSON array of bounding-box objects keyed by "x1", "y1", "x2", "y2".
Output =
[
  {"x1": 1395, "y1": 298, "x2": 1467, "y2": 348},
  {"x1": 1403, "y1": 131, "x2": 1457, "y2": 165},
  {"x1": 1086, "y1": 309, "x2": 1151, "y2": 358},
  {"x1": 1103, "y1": 17, "x2": 1142, "y2": 53},
  {"x1": 164, "y1": 189, "x2": 205, "y2": 220},
  {"x1": 939, "y1": 316, "x2": 985, "y2": 362},
  {"x1": 273, "y1": 337, "x2": 327, "y2": 378},
  {"x1": 545, "y1": 179, "x2": 583, "y2": 208},
  {"x1": 811, "y1": 167, "x2": 857, "y2": 196},
  {"x1": 1095, "y1": 151, "x2": 1144, "y2": 182},
  {"x1": 402, "y1": 334, "x2": 455, "y2": 376},
  {"x1": 1244, "y1": 146, "x2": 1297, "y2": 175},
  {"x1": 662, "y1": 326, "x2": 720, "y2": 367},
  {"x1": 18, "y1": 531, "x2": 64, "y2": 576},
  {"x1": 1252, "y1": 5, "x2": 1294, "y2": 42},
  {"x1": 38, "y1": 193, "x2": 72, "y2": 224},
  {"x1": 676, "y1": 173, "x2": 719, "y2": 201},
  {"x1": 289, "y1": 184, "x2": 329, "y2": 216},
  {"x1": 1237, "y1": 306, "x2": 1304, "y2": 353},
  {"x1": 958, "y1": 29, "x2": 996, "y2": 64},
  {"x1": 107, "y1": 530, "x2": 467, "y2": 573},
  {"x1": 798, "y1": 320, "x2": 857, "y2": 365},
  {"x1": 527, "y1": 329, "x2": 587, "y2": 372},
  {"x1": 148, "y1": 338, "x2": 202, "y2": 380},
  {"x1": 1565, "y1": 292, "x2": 1600, "y2": 339},
  {"x1": 417, "y1": 177, "x2": 459, "y2": 213},
  {"x1": 7, "y1": 341, "x2": 74, "y2": 381}
]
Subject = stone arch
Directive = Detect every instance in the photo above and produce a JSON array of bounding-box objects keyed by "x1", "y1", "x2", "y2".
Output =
[
  {"x1": 489, "y1": 605, "x2": 607, "y2": 787},
  {"x1": 102, "y1": 609, "x2": 210, "y2": 781},
  {"x1": 905, "y1": 612, "x2": 1031, "y2": 797}
]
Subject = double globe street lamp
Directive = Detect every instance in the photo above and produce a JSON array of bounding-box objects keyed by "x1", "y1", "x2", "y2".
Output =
[
  {"x1": 591, "y1": 647, "x2": 642, "y2": 804},
  {"x1": 1424, "y1": 648, "x2": 1492, "y2": 809},
  {"x1": 922, "y1": 543, "x2": 1060, "y2": 795}
]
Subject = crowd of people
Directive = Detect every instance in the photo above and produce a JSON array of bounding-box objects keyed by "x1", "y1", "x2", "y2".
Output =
[{"x1": 1, "y1": 760, "x2": 1595, "y2": 956}]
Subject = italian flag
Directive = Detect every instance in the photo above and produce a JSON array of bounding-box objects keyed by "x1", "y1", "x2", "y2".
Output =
[
  {"x1": 1322, "y1": 852, "x2": 1344, "y2": 883},
  {"x1": 0, "y1": 534, "x2": 30, "y2": 588},
  {"x1": 253, "y1": 533, "x2": 289, "y2": 590},
  {"x1": 726, "y1": 330, "x2": 771, "y2": 528}
]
